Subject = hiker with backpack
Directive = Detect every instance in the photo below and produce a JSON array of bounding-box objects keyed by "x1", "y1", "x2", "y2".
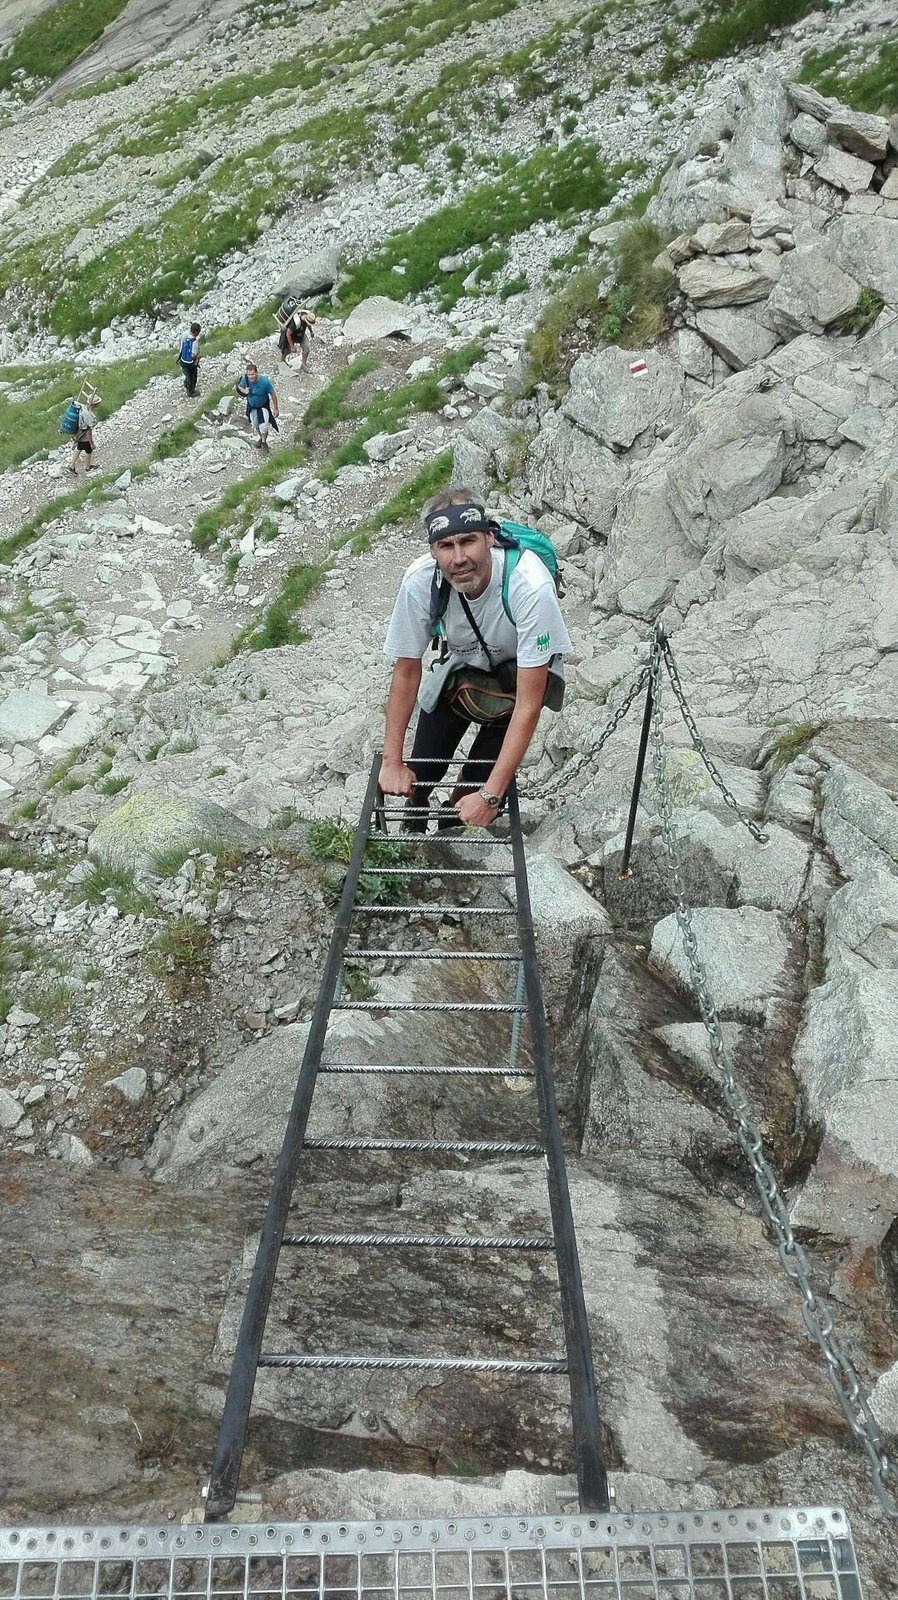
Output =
[
  {"x1": 276, "y1": 300, "x2": 316, "y2": 369},
  {"x1": 60, "y1": 395, "x2": 100, "y2": 475},
  {"x1": 235, "y1": 361, "x2": 279, "y2": 451},
  {"x1": 178, "y1": 322, "x2": 201, "y2": 396},
  {"x1": 380, "y1": 487, "x2": 570, "y2": 831}
]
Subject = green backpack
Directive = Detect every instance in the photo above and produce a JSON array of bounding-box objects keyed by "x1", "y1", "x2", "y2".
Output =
[{"x1": 430, "y1": 520, "x2": 562, "y2": 634}]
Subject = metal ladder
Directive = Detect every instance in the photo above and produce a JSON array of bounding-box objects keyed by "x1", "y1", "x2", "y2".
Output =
[{"x1": 204, "y1": 754, "x2": 609, "y2": 1518}]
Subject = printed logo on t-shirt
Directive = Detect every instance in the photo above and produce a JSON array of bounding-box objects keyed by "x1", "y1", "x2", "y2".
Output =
[{"x1": 536, "y1": 631, "x2": 551, "y2": 652}]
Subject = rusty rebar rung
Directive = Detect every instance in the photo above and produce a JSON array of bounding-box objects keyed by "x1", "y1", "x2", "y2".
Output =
[
  {"x1": 356, "y1": 905, "x2": 516, "y2": 916},
  {"x1": 319, "y1": 1063, "x2": 535, "y2": 1077},
  {"x1": 282, "y1": 1231, "x2": 554, "y2": 1250},
  {"x1": 259, "y1": 1353, "x2": 567, "y2": 1373},
  {"x1": 334, "y1": 1000, "x2": 527, "y2": 1013},
  {"x1": 362, "y1": 866, "x2": 513, "y2": 877},
  {"x1": 304, "y1": 1136, "x2": 543, "y2": 1154},
  {"x1": 346, "y1": 949, "x2": 520, "y2": 960}
]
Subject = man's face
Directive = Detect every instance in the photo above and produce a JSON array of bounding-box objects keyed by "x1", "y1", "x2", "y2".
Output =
[
  {"x1": 432, "y1": 529, "x2": 494, "y2": 597},
  {"x1": 246, "y1": 366, "x2": 258, "y2": 380}
]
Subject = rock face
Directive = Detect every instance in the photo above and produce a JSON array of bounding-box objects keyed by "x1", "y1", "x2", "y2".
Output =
[
  {"x1": 88, "y1": 792, "x2": 264, "y2": 873},
  {"x1": 0, "y1": 1156, "x2": 246, "y2": 1518}
]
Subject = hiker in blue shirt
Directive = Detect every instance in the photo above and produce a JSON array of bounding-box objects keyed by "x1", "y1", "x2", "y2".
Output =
[
  {"x1": 178, "y1": 322, "x2": 201, "y2": 396},
  {"x1": 236, "y1": 361, "x2": 279, "y2": 451}
]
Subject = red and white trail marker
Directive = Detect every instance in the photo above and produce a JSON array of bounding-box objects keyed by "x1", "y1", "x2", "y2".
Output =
[{"x1": 629, "y1": 357, "x2": 648, "y2": 377}]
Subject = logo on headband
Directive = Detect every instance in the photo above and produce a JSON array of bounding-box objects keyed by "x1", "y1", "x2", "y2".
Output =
[
  {"x1": 428, "y1": 514, "x2": 450, "y2": 533},
  {"x1": 460, "y1": 507, "x2": 481, "y2": 524}
]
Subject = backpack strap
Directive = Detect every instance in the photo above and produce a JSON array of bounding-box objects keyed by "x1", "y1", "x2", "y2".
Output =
[
  {"x1": 429, "y1": 564, "x2": 452, "y2": 637},
  {"x1": 495, "y1": 532, "x2": 520, "y2": 625}
]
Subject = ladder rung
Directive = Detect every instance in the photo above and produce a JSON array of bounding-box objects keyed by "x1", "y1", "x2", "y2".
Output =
[
  {"x1": 282, "y1": 1231, "x2": 554, "y2": 1250},
  {"x1": 260, "y1": 1353, "x2": 567, "y2": 1374},
  {"x1": 304, "y1": 1136, "x2": 543, "y2": 1154},
  {"x1": 319, "y1": 1064, "x2": 534, "y2": 1077},
  {"x1": 367, "y1": 833, "x2": 512, "y2": 846},
  {"x1": 362, "y1": 866, "x2": 512, "y2": 877},
  {"x1": 346, "y1": 949, "x2": 520, "y2": 960},
  {"x1": 335, "y1": 1000, "x2": 526, "y2": 1013},
  {"x1": 357, "y1": 906, "x2": 516, "y2": 916}
]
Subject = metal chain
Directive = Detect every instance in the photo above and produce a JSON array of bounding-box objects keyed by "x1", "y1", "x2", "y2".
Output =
[
  {"x1": 646, "y1": 627, "x2": 898, "y2": 1520},
  {"x1": 659, "y1": 634, "x2": 768, "y2": 845},
  {"x1": 541, "y1": 666, "x2": 650, "y2": 797}
]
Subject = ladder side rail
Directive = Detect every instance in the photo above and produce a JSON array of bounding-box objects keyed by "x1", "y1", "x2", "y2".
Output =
[
  {"x1": 505, "y1": 781, "x2": 610, "y2": 1513},
  {"x1": 204, "y1": 754, "x2": 383, "y2": 1520}
]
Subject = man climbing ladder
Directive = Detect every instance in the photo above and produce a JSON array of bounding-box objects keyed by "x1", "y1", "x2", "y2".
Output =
[{"x1": 380, "y1": 487, "x2": 571, "y2": 831}]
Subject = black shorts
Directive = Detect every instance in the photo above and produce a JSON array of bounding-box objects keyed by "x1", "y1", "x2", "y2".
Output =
[
  {"x1": 408, "y1": 698, "x2": 506, "y2": 795},
  {"x1": 75, "y1": 438, "x2": 92, "y2": 453}
]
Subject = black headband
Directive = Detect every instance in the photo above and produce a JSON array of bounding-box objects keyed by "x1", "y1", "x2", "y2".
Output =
[{"x1": 424, "y1": 501, "x2": 493, "y2": 543}]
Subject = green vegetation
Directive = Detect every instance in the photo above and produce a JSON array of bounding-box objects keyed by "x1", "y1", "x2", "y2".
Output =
[
  {"x1": 230, "y1": 562, "x2": 326, "y2": 653},
  {"x1": 67, "y1": 66, "x2": 142, "y2": 100},
  {"x1": 799, "y1": 39, "x2": 898, "y2": 114},
  {"x1": 153, "y1": 915, "x2": 212, "y2": 982},
  {"x1": 342, "y1": 965, "x2": 376, "y2": 1001},
  {"x1": 841, "y1": 285, "x2": 885, "y2": 335},
  {"x1": 349, "y1": 449, "x2": 454, "y2": 552},
  {"x1": 659, "y1": 0, "x2": 824, "y2": 77},
  {"x1": 769, "y1": 722, "x2": 821, "y2": 770},
  {"x1": 524, "y1": 219, "x2": 673, "y2": 394},
  {"x1": 73, "y1": 864, "x2": 155, "y2": 918},
  {"x1": 0, "y1": 475, "x2": 114, "y2": 566},
  {"x1": 0, "y1": 0, "x2": 131, "y2": 98},
  {"x1": 341, "y1": 140, "x2": 621, "y2": 312},
  {"x1": 308, "y1": 817, "x2": 410, "y2": 904}
]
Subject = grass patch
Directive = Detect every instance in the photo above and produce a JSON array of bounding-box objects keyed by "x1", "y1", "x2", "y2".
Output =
[
  {"x1": 0, "y1": 0, "x2": 131, "y2": 98},
  {"x1": 0, "y1": 475, "x2": 113, "y2": 565},
  {"x1": 798, "y1": 39, "x2": 898, "y2": 115},
  {"x1": 340, "y1": 140, "x2": 622, "y2": 312},
  {"x1": 153, "y1": 915, "x2": 211, "y2": 981},
  {"x1": 229, "y1": 562, "x2": 326, "y2": 653},
  {"x1": 769, "y1": 722, "x2": 821, "y2": 770},
  {"x1": 349, "y1": 449, "x2": 454, "y2": 552},
  {"x1": 74, "y1": 864, "x2": 155, "y2": 917},
  {"x1": 524, "y1": 219, "x2": 672, "y2": 394},
  {"x1": 309, "y1": 818, "x2": 409, "y2": 903},
  {"x1": 66, "y1": 65, "x2": 142, "y2": 100},
  {"x1": 691, "y1": 0, "x2": 822, "y2": 62}
]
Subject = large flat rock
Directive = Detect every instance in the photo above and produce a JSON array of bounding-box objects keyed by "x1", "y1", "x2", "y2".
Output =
[{"x1": 0, "y1": 690, "x2": 69, "y2": 744}]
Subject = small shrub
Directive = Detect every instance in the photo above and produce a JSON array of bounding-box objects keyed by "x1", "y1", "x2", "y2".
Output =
[
  {"x1": 74, "y1": 864, "x2": 154, "y2": 918},
  {"x1": 342, "y1": 964, "x2": 376, "y2": 1001},
  {"x1": 153, "y1": 916, "x2": 211, "y2": 982},
  {"x1": 770, "y1": 722, "x2": 821, "y2": 770}
]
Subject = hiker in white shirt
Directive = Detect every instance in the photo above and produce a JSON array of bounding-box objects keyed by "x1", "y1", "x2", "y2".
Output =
[{"x1": 381, "y1": 487, "x2": 571, "y2": 831}]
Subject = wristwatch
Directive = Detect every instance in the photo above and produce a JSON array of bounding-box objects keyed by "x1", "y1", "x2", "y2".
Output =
[{"x1": 478, "y1": 788, "x2": 504, "y2": 810}]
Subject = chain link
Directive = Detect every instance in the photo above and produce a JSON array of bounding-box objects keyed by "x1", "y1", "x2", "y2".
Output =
[
  {"x1": 541, "y1": 666, "x2": 650, "y2": 798},
  {"x1": 646, "y1": 625, "x2": 898, "y2": 1520},
  {"x1": 659, "y1": 634, "x2": 768, "y2": 845}
]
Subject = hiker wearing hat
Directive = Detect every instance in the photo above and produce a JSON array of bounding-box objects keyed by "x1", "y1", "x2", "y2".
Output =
[{"x1": 380, "y1": 487, "x2": 571, "y2": 831}]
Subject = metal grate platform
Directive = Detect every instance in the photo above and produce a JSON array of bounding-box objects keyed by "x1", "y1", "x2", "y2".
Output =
[{"x1": 0, "y1": 1510, "x2": 863, "y2": 1600}]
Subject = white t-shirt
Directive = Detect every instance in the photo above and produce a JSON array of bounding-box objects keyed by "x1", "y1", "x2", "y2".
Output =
[{"x1": 384, "y1": 547, "x2": 571, "y2": 683}]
